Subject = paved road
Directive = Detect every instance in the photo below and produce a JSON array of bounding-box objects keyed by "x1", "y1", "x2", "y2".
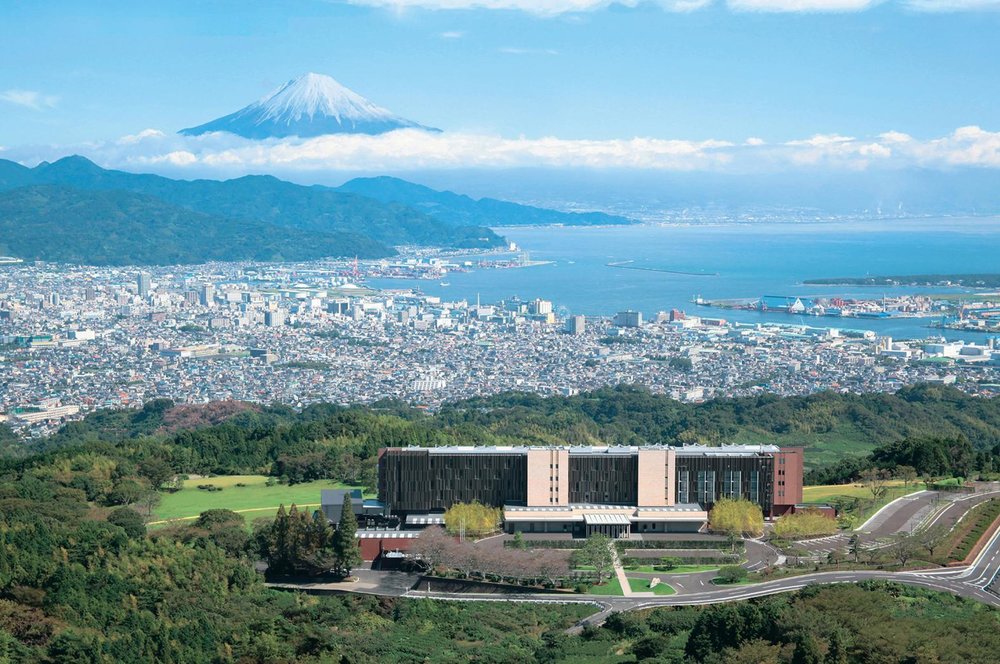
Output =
[
  {"x1": 270, "y1": 485, "x2": 1000, "y2": 633},
  {"x1": 407, "y1": 523, "x2": 1000, "y2": 634},
  {"x1": 402, "y1": 492, "x2": 1000, "y2": 632},
  {"x1": 796, "y1": 489, "x2": 1000, "y2": 559}
]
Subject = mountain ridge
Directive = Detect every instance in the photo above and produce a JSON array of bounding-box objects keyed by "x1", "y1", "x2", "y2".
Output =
[
  {"x1": 0, "y1": 185, "x2": 389, "y2": 265},
  {"x1": 0, "y1": 156, "x2": 504, "y2": 251},
  {"x1": 336, "y1": 175, "x2": 634, "y2": 227}
]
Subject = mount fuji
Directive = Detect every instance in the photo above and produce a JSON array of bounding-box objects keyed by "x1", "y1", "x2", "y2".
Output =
[{"x1": 180, "y1": 72, "x2": 439, "y2": 139}]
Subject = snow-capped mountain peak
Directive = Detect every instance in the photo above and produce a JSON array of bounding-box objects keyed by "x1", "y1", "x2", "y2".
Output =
[{"x1": 180, "y1": 73, "x2": 438, "y2": 139}]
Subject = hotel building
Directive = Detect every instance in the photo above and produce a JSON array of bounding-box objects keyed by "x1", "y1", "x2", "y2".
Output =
[{"x1": 378, "y1": 444, "x2": 803, "y2": 538}]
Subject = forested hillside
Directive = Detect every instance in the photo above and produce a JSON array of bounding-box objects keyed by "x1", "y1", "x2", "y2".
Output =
[
  {"x1": 9, "y1": 384, "x2": 1000, "y2": 489},
  {"x1": 0, "y1": 156, "x2": 504, "y2": 264},
  {"x1": 0, "y1": 185, "x2": 387, "y2": 265},
  {"x1": 3, "y1": 386, "x2": 1000, "y2": 660}
]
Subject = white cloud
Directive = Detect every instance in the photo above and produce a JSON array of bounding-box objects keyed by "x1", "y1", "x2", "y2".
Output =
[
  {"x1": 342, "y1": 0, "x2": 709, "y2": 15},
  {"x1": 727, "y1": 0, "x2": 879, "y2": 11},
  {"x1": 7, "y1": 125, "x2": 1000, "y2": 175},
  {"x1": 342, "y1": 0, "x2": 996, "y2": 11},
  {"x1": 904, "y1": 0, "x2": 1000, "y2": 10},
  {"x1": 499, "y1": 46, "x2": 560, "y2": 55},
  {"x1": 117, "y1": 129, "x2": 167, "y2": 145},
  {"x1": 439, "y1": 30, "x2": 465, "y2": 38},
  {"x1": 785, "y1": 133, "x2": 856, "y2": 147},
  {"x1": 0, "y1": 89, "x2": 59, "y2": 111}
]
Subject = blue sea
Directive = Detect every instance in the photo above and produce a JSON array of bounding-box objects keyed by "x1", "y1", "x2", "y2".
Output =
[{"x1": 371, "y1": 217, "x2": 1000, "y2": 341}]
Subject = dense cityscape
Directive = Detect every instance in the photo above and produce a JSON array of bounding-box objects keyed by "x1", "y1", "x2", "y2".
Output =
[{"x1": 3, "y1": 256, "x2": 1000, "y2": 436}]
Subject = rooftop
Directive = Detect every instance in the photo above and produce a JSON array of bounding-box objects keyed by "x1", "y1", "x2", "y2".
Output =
[{"x1": 386, "y1": 443, "x2": 781, "y2": 456}]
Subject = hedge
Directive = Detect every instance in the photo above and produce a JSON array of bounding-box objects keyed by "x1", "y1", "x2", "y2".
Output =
[{"x1": 505, "y1": 539, "x2": 742, "y2": 551}]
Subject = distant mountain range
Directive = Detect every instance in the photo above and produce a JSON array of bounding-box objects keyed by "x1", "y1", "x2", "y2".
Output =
[
  {"x1": 0, "y1": 156, "x2": 631, "y2": 266},
  {"x1": 180, "y1": 73, "x2": 438, "y2": 139},
  {"x1": 0, "y1": 186, "x2": 387, "y2": 265},
  {"x1": 337, "y1": 176, "x2": 633, "y2": 227}
]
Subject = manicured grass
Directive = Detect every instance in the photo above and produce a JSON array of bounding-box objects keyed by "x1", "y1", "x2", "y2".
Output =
[
  {"x1": 586, "y1": 577, "x2": 624, "y2": 596},
  {"x1": 627, "y1": 578, "x2": 675, "y2": 595},
  {"x1": 621, "y1": 564, "x2": 723, "y2": 574},
  {"x1": 711, "y1": 577, "x2": 757, "y2": 586},
  {"x1": 942, "y1": 498, "x2": 1000, "y2": 563},
  {"x1": 802, "y1": 480, "x2": 916, "y2": 504},
  {"x1": 151, "y1": 475, "x2": 368, "y2": 524},
  {"x1": 732, "y1": 424, "x2": 876, "y2": 469}
]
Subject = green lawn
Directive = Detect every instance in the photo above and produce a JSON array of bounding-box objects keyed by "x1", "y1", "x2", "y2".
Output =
[
  {"x1": 621, "y1": 564, "x2": 724, "y2": 574},
  {"x1": 801, "y1": 480, "x2": 919, "y2": 504},
  {"x1": 628, "y1": 578, "x2": 676, "y2": 595},
  {"x1": 711, "y1": 577, "x2": 757, "y2": 586},
  {"x1": 731, "y1": 424, "x2": 875, "y2": 469},
  {"x1": 152, "y1": 475, "x2": 368, "y2": 524},
  {"x1": 586, "y1": 577, "x2": 624, "y2": 596}
]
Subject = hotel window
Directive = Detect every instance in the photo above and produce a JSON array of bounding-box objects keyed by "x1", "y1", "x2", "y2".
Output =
[
  {"x1": 749, "y1": 471, "x2": 760, "y2": 504},
  {"x1": 696, "y1": 470, "x2": 715, "y2": 503},
  {"x1": 677, "y1": 470, "x2": 690, "y2": 503},
  {"x1": 724, "y1": 470, "x2": 742, "y2": 499}
]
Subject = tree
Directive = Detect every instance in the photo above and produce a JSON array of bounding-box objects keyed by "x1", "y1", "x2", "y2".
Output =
[
  {"x1": 895, "y1": 465, "x2": 918, "y2": 488},
  {"x1": 579, "y1": 534, "x2": 615, "y2": 584},
  {"x1": 790, "y1": 632, "x2": 823, "y2": 664},
  {"x1": 773, "y1": 509, "x2": 838, "y2": 539},
  {"x1": 716, "y1": 565, "x2": 748, "y2": 584},
  {"x1": 659, "y1": 556, "x2": 681, "y2": 571},
  {"x1": 332, "y1": 493, "x2": 361, "y2": 577},
  {"x1": 709, "y1": 498, "x2": 764, "y2": 538},
  {"x1": 917, "y1": 523, "x2": 949, "y2": 560},
  {"x1": 107, "y1": 507, "x2": 146, "y2": 539},
  {"x1": 888, "y1": 534, "x2": 919, "y2": 567},
  {"x1": 411, "y1": 526, "x2": 454, "y2": 572},
  {"x1": 861, "y1": 468, "x2": 891, "y2": 501},
  {"x1": 722, "y1": 639, "x2": 782, "y2": 664},
  {"x1": 443, "y1": 501, "x2": 502, "y2": 539},
  {"x1": 849, "y1": 533, "x2": 862, "y2": 563},
  {"x1": 138, "y1": 458, "x2": 174, "y2": 491}
]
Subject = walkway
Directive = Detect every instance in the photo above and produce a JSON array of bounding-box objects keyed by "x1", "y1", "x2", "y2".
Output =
[{"x1": 610, "y1": 542, "x2": 634, "y2": 597}]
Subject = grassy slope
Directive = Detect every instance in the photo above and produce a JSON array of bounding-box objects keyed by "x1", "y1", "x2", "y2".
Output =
[
  {"x1": 628, "y1": 578, "x2": 676, "y2": 595},
  {"x1": 801, "y1": 479, "x2": 916, "y2": 503},
  {"x1": 152, "y1": 475, "x2": 369, "y2": 524},
  {"x1": 587, "y1": 577, "x2": 624, "y2": 596},
  {"x1": 732, "y1": 423, "x2": 876, "y2": 469}
]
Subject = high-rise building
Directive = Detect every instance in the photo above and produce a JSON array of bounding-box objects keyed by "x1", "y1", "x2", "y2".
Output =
[
  {"x1": 565, "y1": 315, "x2": 586, "y2": 335},
  {"x1": 532, "y1": 298, "x2": 553, "y2": 315},
  {"x1": 614, "y1": 310, "x2": 643, "y2": 327},
  {"x1": 263, "y1": 310, "x2": 285, "y2": 327},
  {"x1": 136, "y1": 272, "x2": 151, "y2": 298},
  {"x1": 200, "y1": 284, "x2": 215, "y2": 307}
]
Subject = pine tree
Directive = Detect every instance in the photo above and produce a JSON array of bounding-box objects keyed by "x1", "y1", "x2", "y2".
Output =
[
  {"x1": 272, "y1": 504, "x2": 290, "y2": 574},
  {"x1": 332, "y1": 494, "x2": 361, "y2": 577}
]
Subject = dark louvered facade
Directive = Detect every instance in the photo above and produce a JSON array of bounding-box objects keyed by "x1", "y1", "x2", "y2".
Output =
[
  {"x1": 378, "y1": 448, "x2": 527, "y2": 515},
  {"x1": 673, "y1": 453, "x2": 775, "y2": 512},
  {"x1": 568, "y1": 454, "x2": 638, "y2": 505},
  {"x1": 378, "y1": 446, "x2": 802, "y2": 524}
]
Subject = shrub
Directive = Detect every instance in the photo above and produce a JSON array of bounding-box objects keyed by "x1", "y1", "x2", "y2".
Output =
[
  {"x1": 444, "y1": 501, "x2": 501, "y2": 538},
  {"x1": 774, "y1": 509, "x2": 839, "y2": 539},
  {"x1": 107, "y1": 507, "x2": 146, "y2": 539},
  {"x1": 716, "y1": 565, "x2": 748, "y2": 584},
  {"x1": 708, "y1": 498, "x2": 764, "y2": 538}
]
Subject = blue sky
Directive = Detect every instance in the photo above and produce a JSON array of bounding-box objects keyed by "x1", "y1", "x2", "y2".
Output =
[{"x1": 1, "y1": 0, "x2": 998, "y2": 176}]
